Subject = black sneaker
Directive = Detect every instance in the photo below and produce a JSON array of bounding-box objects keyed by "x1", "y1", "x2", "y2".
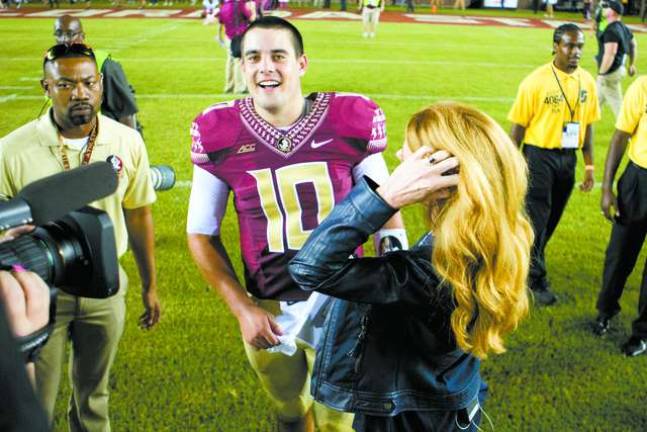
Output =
[
  {"x1": 621, "y1": 336, "x2": 647, "y2": 357},
  {"x1": 592, "y1": 315, "x2": 611, "y2": 336},
  {"x1": 530, "y1": 287, "x2": 557, "y2": 306}
]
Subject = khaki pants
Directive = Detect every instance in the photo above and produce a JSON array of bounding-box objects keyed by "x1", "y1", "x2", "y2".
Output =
[
  {"x1": 35, "y1": 268, "x2": 128, "y2": 432},
  {"x1": 243, "y1": 298, "x2": 354, "y2": 431},
  {"x1": 597, "y1": 66, "x2": 626, "y2": 118},
  {"x1": 362, "y1": 8, "x2": 381, "y2": 34},
  {"x1": 224, "y1": 39, "x2": 246, "y2": 94}
]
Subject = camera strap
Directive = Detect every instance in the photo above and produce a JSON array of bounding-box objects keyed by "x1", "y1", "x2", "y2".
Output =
[
  {"x1": 16, "y1": 287, "x2": 57, "y2": 363},
  {"x1": 16, "y1": 324, "x2": 52, "y2": 363}
]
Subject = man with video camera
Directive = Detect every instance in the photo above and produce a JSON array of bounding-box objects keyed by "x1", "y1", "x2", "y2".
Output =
[{"x1": 0, "y1": 43, "x2": 160, "y2": 431}]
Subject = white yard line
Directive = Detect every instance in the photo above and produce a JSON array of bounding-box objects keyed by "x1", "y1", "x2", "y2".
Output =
[{"x1": 0, "y1": 94, "x2": 17, "y2": 103}]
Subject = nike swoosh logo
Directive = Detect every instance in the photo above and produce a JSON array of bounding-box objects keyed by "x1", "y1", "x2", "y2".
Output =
[{"x1": 311, "y1": 138, "x2": 334, "y2": 149}]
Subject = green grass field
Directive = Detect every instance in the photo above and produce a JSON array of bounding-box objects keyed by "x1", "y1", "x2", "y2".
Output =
[{"x1": 1, "y1": 15, "x2": 647, "y2": 431}]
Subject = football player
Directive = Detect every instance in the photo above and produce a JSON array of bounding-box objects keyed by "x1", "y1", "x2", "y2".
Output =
[{"x1": 187, "y1": 17, "x2": 406, "y2": 432}]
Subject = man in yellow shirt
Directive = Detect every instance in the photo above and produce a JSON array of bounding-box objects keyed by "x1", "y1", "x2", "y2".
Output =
[
  {"x1": 509, "y1": 23, "x2": 601, "y2": 306},
  {"x1": 0, "y1": 44, "x2": 160, "y2": 430},
  {"x1": 594, "y1": 76, "x2": 647, "y2": 357}
]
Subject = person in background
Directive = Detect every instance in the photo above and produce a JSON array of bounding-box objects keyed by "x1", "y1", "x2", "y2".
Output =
[
  {"x1": 544, "y1": 0, "x2": 556, "y2": 18},
  {"x1": 594, "y1": 76, "x2": 647, "y2": 357},
  {"x1": 54, "y1": 16, "x2": 142, "y2": 134},
  {"x1": 359, "y1": 0, "x2": 384, "y2": 38},
  {"x1": 217, "y1": 0, "x2": 256, "y2": 94},
  {"x1": 508, "y1": 24, "x2": 600, "y2": 306},
  {"x1": 595, "y1": 0, "x2": 637, "y2": 118},
  {"x1": 203, "y1": 0, "x2": 220, "y2": 24}
]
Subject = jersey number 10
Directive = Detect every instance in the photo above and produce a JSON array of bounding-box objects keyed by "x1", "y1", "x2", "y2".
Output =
[{"x1": 248, "y1": 162, "x2": 336, "y2": 253}]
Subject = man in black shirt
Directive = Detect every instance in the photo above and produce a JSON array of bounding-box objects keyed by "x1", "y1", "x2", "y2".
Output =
[
  {"x1": 54, "y1": 15, "x2": 141, "y2": 133},
  {"x1": 596, "y1": 0, "x2": 638, "y2": 117}
]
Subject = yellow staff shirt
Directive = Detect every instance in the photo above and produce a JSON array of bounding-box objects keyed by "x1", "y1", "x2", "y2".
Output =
[
  {"x1": 508, "y1": 62, "x2": 601, "y2": 149},
  {"x1": 0, "y1": 111, "x2": 156, "y2": 257},
  {"x1": 616, "y1": 76, "x2": 647, "y2": 168}
]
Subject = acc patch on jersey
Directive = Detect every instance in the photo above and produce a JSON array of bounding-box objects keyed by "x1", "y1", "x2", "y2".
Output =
[{"x1": 106, "y1": 155, "x2": 124, "y2": 175}]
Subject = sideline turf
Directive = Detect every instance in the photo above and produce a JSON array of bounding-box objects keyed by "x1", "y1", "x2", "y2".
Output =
[{"x1": 1, "y1": 17, "x2": 646, "y2": 431}]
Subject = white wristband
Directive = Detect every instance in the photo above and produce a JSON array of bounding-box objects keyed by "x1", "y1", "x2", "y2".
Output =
[{"x1": 375, "y1": 228, "x2": 409, "y2": 255}]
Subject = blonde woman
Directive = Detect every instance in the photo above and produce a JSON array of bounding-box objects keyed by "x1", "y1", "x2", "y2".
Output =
[{"x1": 289, "y1": 102, "x2": 533, "y2": 431}]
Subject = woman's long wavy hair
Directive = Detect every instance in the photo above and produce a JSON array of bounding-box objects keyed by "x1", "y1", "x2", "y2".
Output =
[{"x1": 406, "y1": 102, "x2": 534, "y2": 359}]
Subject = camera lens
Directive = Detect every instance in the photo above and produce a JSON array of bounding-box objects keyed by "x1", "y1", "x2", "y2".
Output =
[
  {"x1": 0, "y1": 227, "x2": 72, "y2": 287},
  {"x1": 150, "y1": 165, "x2": 176, "y2": 192}
]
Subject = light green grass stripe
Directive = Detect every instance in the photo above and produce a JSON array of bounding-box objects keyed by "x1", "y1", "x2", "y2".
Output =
[
  {"x1": 0, "y1": 93, "x2": 515, "y2": 103},
  {"x1": 4, "y1": 56, "x2": 533, "y2": 69}
]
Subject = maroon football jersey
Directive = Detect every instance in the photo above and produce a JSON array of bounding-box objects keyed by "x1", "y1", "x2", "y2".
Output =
[{"x1": 191, "y1": 92, "x2": 387, "y2": 300}]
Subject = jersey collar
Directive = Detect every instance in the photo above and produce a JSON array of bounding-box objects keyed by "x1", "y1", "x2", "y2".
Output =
[{"x1": 239, "y1": 92, "x2": 332, "y2": 158}]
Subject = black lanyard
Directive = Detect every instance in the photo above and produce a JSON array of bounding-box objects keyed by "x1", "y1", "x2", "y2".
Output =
[{"x1": 551, "y1": 65, "x2": 581, "y2": 123}]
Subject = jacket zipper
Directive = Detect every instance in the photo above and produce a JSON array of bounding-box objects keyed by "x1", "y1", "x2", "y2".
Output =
[{"x1": 347, "y1": 311, "x2": 370, "y2": 374}]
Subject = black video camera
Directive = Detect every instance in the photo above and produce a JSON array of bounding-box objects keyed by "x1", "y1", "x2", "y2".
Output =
[
  {"x1": 0, "y1": 207, "x2": 119, "y2": 298},
  {"x1": 0, "y1": 163, "x2": 121, "y2": 362},
  {"x1": 0, "y1": 162, "x2": 120, "y2": 298}
]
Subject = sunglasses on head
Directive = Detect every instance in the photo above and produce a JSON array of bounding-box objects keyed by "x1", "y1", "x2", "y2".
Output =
[{"x1": 43, "y1": 43, "x2": 95, "y2": 66}]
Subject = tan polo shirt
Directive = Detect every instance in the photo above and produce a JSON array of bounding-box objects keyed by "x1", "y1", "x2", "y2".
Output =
[
  {"x1": 616, "y1": 76, "x2": 647, "y2": 168},
  {"x1": 508, "y1": 62, "x2": 601, "y2": 149},
  {"x1": 0, "y1": 111, "x2": 156, "y2": 257}
]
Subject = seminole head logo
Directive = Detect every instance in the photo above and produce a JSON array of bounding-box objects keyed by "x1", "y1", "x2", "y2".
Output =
[{"x1": 106, "y1": 155, "x2": 123, "y2": 175}]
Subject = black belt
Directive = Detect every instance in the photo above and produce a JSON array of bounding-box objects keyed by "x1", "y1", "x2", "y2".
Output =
[{"x1": 524, "y1": 143, "x2": 576, "y2": 154}]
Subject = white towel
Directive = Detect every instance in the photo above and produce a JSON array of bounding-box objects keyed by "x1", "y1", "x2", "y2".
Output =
[{"x1": 266, "y1": 292, "x2": 331, "y2": 356}]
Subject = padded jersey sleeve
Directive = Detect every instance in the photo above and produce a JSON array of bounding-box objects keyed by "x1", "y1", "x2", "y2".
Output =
[
  {"x1": 332, "y1": 93, "x2": 387, "y2": 156},
  {"x1": 190, "y1": 101, "x2": 240, "y2": 175},
  {"x1": 188, "y1": 102, "x2": 241, "y2": 234}
]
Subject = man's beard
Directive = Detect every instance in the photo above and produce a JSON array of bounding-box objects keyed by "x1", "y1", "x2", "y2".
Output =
[
  {"x1": 69, "y1": 113, "x2": 93, "y2": 126},
  {"x1": 68, "y1": 103, "x2": 95, "y2": 126}
]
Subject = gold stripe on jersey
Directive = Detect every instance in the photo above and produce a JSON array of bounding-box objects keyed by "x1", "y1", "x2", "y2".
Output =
[{"x1": 508, "y1": 62, "x2": 601, "y2": 150}]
